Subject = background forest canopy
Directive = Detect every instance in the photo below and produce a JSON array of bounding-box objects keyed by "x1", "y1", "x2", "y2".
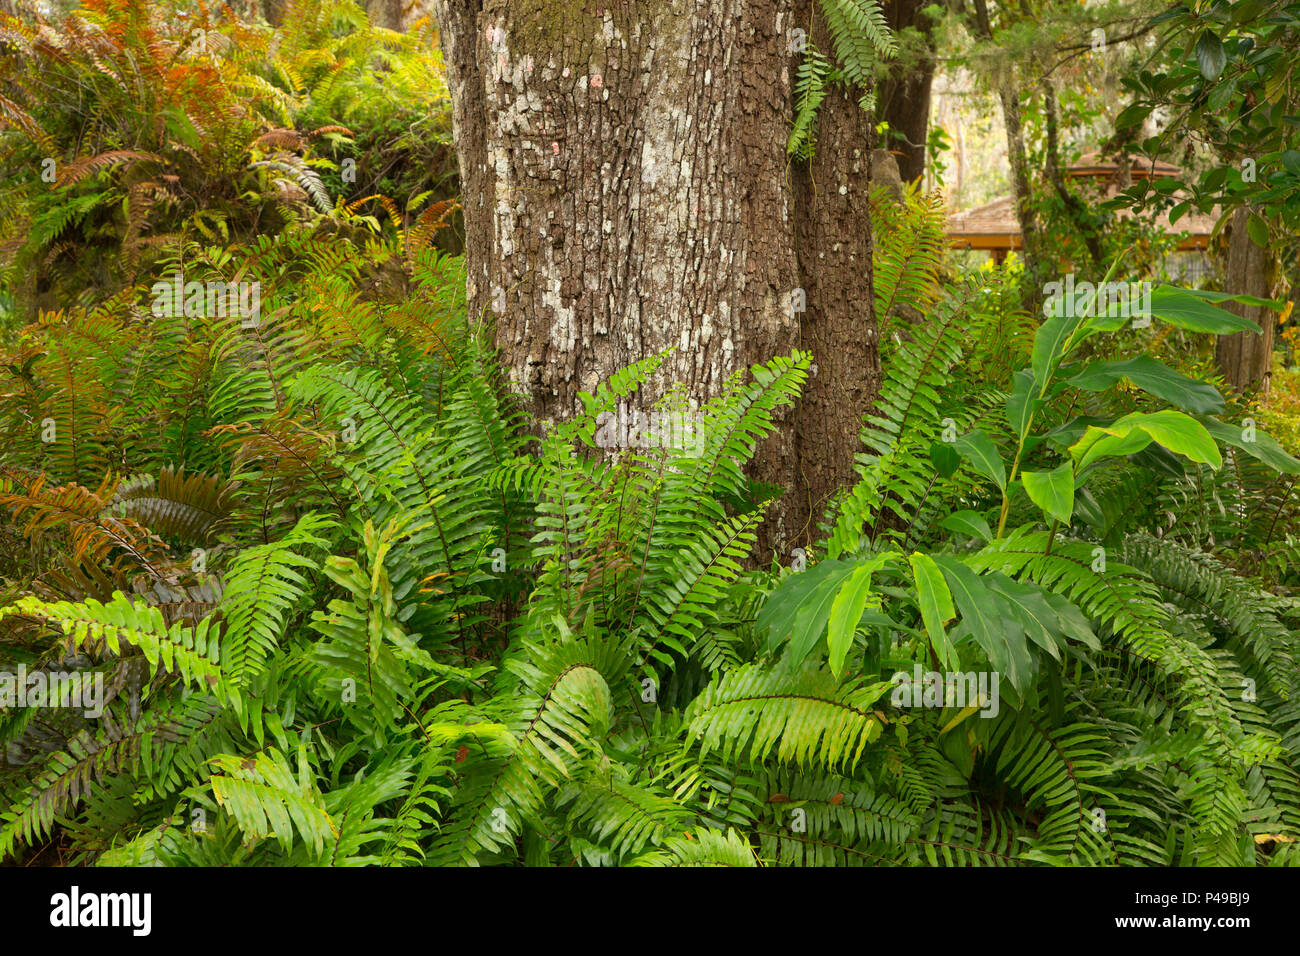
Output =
[{"x1": 0, "y1": 0, "x2": 1298, "y2": 869}]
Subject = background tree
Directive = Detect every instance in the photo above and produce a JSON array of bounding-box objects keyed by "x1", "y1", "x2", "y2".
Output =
[
  {"x1": 942, "y1": 0, "x2": 1161, "y2": 305},
  {"x1": 365, "y1": 0, "x2": 406, "y2": 29},
  {"x1": 877, "y1": 0, "x2": 939, "y2": 183},
  {"x1": 1114, "y1": 0, "x2": 1300, "y2": 391}
]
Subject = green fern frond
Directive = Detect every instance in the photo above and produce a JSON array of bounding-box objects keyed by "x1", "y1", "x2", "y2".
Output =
[
  {"x1": 822, "y1": 0, "x2": 897, "y2": 87},
  {"x1": 630, "y1": 826, "x2": 759, "y2": 866},
  {"x1": 0, "y1": 592, "x2": 223, "y2": 692},
  {"x1": 219, "y1": 513, "x2": 333, "y2": 689},
  {"x1": 685, "y1": 662, "x2": 891, "y2": 772},
  {"x1": 207, "y1": 745, "x2": 337, "y2": 855},
  {"x1": 427, "y1": 624, "x2": 623, "y2": 865}
]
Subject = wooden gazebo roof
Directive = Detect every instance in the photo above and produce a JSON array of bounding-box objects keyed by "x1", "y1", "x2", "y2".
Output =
[{"x1": 947, "y1": 154, "x2": 1216, "y2": 254}]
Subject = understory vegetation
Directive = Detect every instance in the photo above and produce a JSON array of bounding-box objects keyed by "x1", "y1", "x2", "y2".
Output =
[{"x1": 2, "y1": 0, "x2": 1300, "y2": 867}]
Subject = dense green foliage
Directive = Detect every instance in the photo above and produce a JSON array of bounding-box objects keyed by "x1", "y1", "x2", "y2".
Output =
[
  {"x1": 0, "y1": 0, "x2": 456, "y2": 321},
  {"x1": 1, "y1": 0, "x2": 1299, "y2": 868},
  {"x1": 1115, "y1": 0, "x2": 1300, "y2": 261}
]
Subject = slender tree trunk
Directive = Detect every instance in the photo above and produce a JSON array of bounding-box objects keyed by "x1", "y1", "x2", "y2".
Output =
[
  {"x1": 432, "y1": 0, "x2": 881, "y2": 558},
  {"x1": 998, "y1": 87, "x2": 1040, "y2": 271},
  {"x1": 1041, "y1": 78, "x2": 1102, "y2": 271},
  {"x1": 1217, "y1": 206, "x2": 1276, "y2": 392},
  {"x1": 877, "y1": 0, "x2": 936, "y2": 184},
  {"x1": 969, "y1": 0, "x2": 1043, "y2": 302}
]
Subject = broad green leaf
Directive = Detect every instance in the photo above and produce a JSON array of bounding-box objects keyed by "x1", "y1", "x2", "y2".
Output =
[
  {"x1": 938, "y1": 705, "x2": 984, "y2": 736},
  {"x1": 1072, "y1": 426, "x2": 1153, "y2": 470},
  {"x1": 1121, "y1": 410, "x2": 1221, "y2": 469},
  {"x1": 761, "y1": 556, "x2": 899, "y2": 669},
  {"x1": 909, "y1": 552, "x2": 958, "y2": 670},
  {"x1": 1203, "y1": 166, "x2": 1230, "y2": 190},
  {"x1": 1071, "y1": 487, "x2": 1105, "y2": 533},
  {"x1": 931, "y1": 557, "x2": 1001, "y2": 660},
  {"x1": 1181, "y1": 288, "x2": 1284, "y2": 310},
  {"x1": 1020, "y1": 461, "x2": 1075, "y2": 524},
  {"x1": 1195, "y1": 31, "x2": 1227, "y2": 80},
  {"x1": 1032, "y1": 310, "x2": 1086, "y2": 387},
  {"x1": 758, "y1": 559, "x2": 858, "y2": 657},
  {"x1": 1006, "y1": 368, "x2": 1039, "y2": 440},
  {"x1": 786, "y1": 571, "x2": 856, "y2": 665},
  {"x1": 1068, "y1": 355, "x2": 1225, "y2": 414},
  {"x1": 1040, "y1": 414, "x2": 1111, "y2": 450},
  {"x1": 940, "y1": 510, "x2": 993, "y2": 542},
  {"x1": 1206, "y1": 77, "x2": 1237, "y2": 111},
  {"x1": 1114, "y1": 103, "x2": 1151, "y2": 130},
  {"x1": 1149, "y1": 285, "x2": 1261, "y2": 334},
  {"x1": 1247, "y1": 213, "x2": 1269, "y2": 248},
  {"x1": 929, "y1": 440, "x2": 961, "y2": 478},
  {"x1": 827, "y1": 561, "x2": 883, "y2": 676},
  {"x1": 953, "y1": 430, "x2": 1006, "y2": 490},
  {"x1": 983, "y1": 575, "x2": 1065, "y2": 661},
  {"x1": 932, "y1": 557, "x2": 1032, "y2": 692},
  {"x1": 1130, "y1": 443, "x2": 1189, "y2": 479},
  {"x1": 1041, "y1": 591, "x2": 1100, "y2": 651},
  {"x1": 1198, "y1": 416, "x2": 1300, "y2": 474},
  {"x1": 1071, "y1": 410, "x2": 1221, "y2": 471}
]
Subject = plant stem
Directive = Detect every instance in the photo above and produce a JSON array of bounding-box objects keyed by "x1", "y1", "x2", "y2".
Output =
[{"x1": 995, "y1": 256, "x2": 1124, "y2": 539}]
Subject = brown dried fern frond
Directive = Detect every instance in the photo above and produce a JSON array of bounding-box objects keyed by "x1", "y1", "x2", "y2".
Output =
[
  {"x1": 0, "y1": 469, "x2": 170, "y2": 581},
  {"x1": 55, "y1": 150, "x2": 164, "y2": 188}
]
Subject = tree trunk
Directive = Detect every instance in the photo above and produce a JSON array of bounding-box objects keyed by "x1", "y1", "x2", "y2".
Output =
[
  {"x1": 1217, "y1": 206, "x2": 1276, "y2": 392},
  {"x1": 261, "y1": 0, "x2": 286, "y2": 26},
  {"x1": 367, "y1": 0, "x2": 407, "y2": 29},
  {"x1": 970, "y1": 0, "x2": 1043, "y2": 304},
  {"x1": 432, "y1": 0, "x2": 881, "y2": 559},
  {"x1": 1041, "y1": 78, "x2": 1102, "y2": 271},
  {"x1": 877, "y1": 0, "x2": 936, "y2": 185}
]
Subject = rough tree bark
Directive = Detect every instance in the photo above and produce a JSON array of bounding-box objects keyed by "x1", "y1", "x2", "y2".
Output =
[
  {"x1": 367, "y1": 0, "x2": 407, "y2": 30},
  {"x1": 432, "y1": 0, "x2": 881, "y2": 558},
  {"x1": 1217, "y1": 206, "x2": 1276, "y2": 392}
]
